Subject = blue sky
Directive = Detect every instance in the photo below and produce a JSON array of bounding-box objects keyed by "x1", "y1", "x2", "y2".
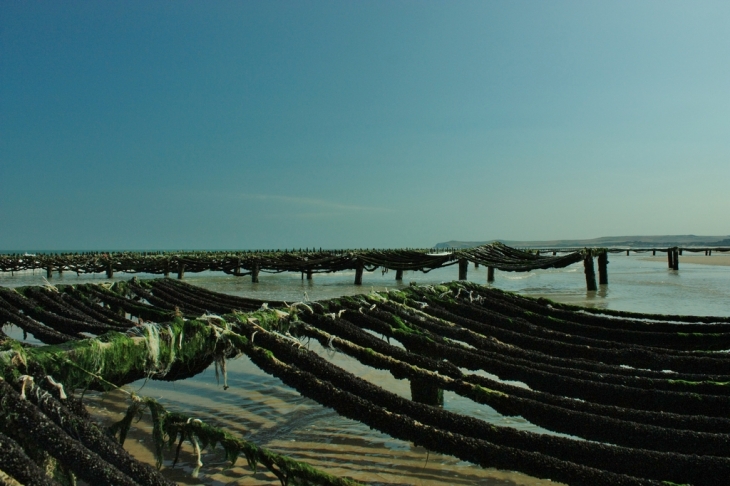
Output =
[{"x1": 2, "y1": 1, "x2": 729, "y2": 250}]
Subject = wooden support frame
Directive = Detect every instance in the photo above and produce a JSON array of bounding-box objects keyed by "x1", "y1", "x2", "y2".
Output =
[
  {"x1": 584, "y1": 254, "x2": 597, "y2": 291},
  {"x1": 598, "y1": 251, "x2": 608, "y2": 285},
  {"x1": 458, "y1": 259, "x2": 468, "y2": 280},
  {"x1": 409, "y1": 377, "x2": 444, "y2": 407}
]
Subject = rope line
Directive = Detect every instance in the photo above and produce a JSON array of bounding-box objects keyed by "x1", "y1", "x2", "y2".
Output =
[{"x1": 3, "y1": 278, "x2": 730, "y2": 485}]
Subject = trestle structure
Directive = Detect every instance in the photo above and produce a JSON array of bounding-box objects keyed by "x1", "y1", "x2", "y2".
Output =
[
  {"x1": 0, "y1": 243, "x2": 584, "y2": 287},
  {"x1": 4, "y1": 278, "x2": 730, "y2": 485},
  {"x1": 4, "y1": 243, "x2": 729, "y2": 291}
]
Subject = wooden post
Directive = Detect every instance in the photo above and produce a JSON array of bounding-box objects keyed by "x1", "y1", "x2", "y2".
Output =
[
  {"x1": 584, "y1": 254, "x2": 597, "y2": 291},
  {"x1": 487, "y1": 266, "x2": 495, "y2": 283},
  {"x1": 306, "y1": 269, "x2": 313, "y2": 280},
  {"x1": 626, "y1": 250, "x2": 629, "y2": 256},
  {"x1": 177, "y1": 262, "x2": 185, "y2": 280},
  {"x1": 395, "y1": 269, "x2": 403, "y2": 281},
  {"x1": 354, "y1": 261, "x2": 364, "y2": 285},
  {"x1": 710, "y1": 249, "x2": 712, "y2": 256},
  {"x1": 252, "y1": 263, "x2": 260, "y2": 283},
  {"x1": 409, "y1": 378, "x2": 443, "y2": 407},
  {"x1": 458, "y1": 259, "x2": 468, "y2": 280},
  {"x1": 46, "y1": 265, "x2": 53, "y2": 279},
  {"x1": 598, "y1": 251, "x2": 608, "y2": 285},
  {"x1": 653, "y1": 250, "x2": 656, "y2": 256},
  {"x1": 667, "y1": 249, "x2": 673, "y2": 268},
  {"x1": 673, "y1": 248, "x2": 679, "y2": 271},
  {"x1": 106, "y1": 262, "x2": 113, "y2": 279},
  {"x1": 234, "y1": 258, "x2": 241, "y2": 276},
  {"x1": 164, "y1": 259, "x2": 170, "y2": 278}
]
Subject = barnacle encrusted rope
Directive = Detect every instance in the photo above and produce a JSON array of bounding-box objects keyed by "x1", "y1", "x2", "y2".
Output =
[
  {"x1": 104, "y1": 389, "x2": 361, "y2": 486},
  {"x1": 4, "y1": 278, "x2": 730, "y2": 485},
  {"x1": 1, "y1": 319, "x2": 361, "y2": 485},
  {"x1": 0, "y1": 243, "x2": 590, "y2": 282}
]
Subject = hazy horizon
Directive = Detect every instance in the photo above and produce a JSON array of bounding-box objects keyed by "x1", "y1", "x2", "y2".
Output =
[
  {"x1": 3, "y1": 2, "x2": 729, "y2": 250},
  {"x1": 3, "y1": 233, "x2": 730, "y2": 254}
]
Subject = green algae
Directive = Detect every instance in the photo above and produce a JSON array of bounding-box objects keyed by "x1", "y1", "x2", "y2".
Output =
[{"x1": 108, "y1": 395, "x2": 361, "y2": 486}]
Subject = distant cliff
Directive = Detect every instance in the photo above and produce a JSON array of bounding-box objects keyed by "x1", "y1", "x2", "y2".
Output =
[{"x1": 434, "y1": 235, "x2": 730, "y2": 249}]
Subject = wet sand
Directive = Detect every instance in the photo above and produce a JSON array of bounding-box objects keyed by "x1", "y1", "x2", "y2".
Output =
[{"x1": 82, "y1": 341, "x2": 565, "y2": 486}]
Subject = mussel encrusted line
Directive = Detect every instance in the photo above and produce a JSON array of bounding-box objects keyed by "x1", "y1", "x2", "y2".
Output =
[{"x1": 2, "y1": 278, "x2": 730, "y2": 485}]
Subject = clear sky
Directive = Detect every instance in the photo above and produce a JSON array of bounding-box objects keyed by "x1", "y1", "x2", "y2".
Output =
[{"x1": 2, "y1": 1, "x2": 729, "y2": 251}]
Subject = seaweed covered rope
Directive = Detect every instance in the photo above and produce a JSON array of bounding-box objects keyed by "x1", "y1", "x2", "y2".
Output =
[
  {"x1": 0, "y1": 372, "x2": 358, "y2": 486},
  {"x1": 0, "y1": 284, "x2": 362, "y2": 486},
  {"x1": 0, "y1": 376, "x2": 174, "y2": 486},
  {"x1": 0, "y1": 242, "x2": 583, "y2": 282},
  {"x1": 3, "y1": 279, "x2": 730, "y2": 485}
]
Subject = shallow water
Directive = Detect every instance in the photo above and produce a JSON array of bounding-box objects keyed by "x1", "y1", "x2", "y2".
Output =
[
  {"x1": 3, "y1": 254, "x2": 730, "y2": 317},
  {"x1": 5, "y1": 254, "x2": 730, "y2": 485}
]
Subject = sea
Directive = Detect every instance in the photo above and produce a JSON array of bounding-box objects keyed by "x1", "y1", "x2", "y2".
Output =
[{"x1": 2, "y1": 254, "x2": 730, "y2": 485}]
